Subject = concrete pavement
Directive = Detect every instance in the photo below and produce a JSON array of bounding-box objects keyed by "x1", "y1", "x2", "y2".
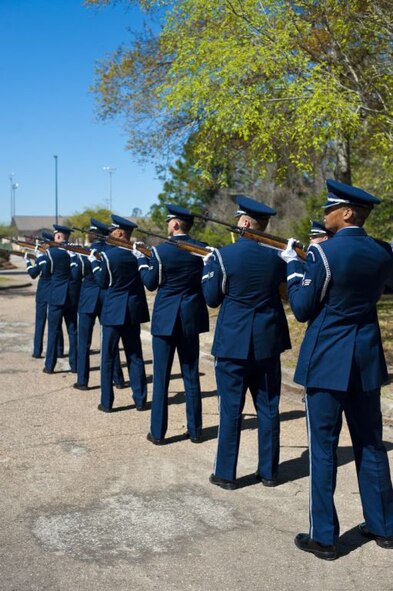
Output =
[{"x1": 1, "y1": 258, "x2": 393, "y2": 591}]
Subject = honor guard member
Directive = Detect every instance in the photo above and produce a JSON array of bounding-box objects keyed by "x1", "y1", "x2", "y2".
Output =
[
  {"x1": 25, "y1": 231, "x2": 64, "y2": 359},
  {"x1": 89, "y1": 215, "x2": 149, "y2": 412},
  {"x1": 280, "y1": 179, "x2": 393, "y2": 560},
  {"x1": 40, "y1": 225, "x2": 78, "y2": 373},
  {"x1": 135, "y1": 205, "x2": 209, "y2": 444},
  {"x1": 72, "y1": 219, "x2": 125, "y2": 391},
  {"x1": 308, "y1": 220, "x2": 334, "y2": 245},
  {"x1": 202, "y1": 195, "x2": 291, "y2": 489}
]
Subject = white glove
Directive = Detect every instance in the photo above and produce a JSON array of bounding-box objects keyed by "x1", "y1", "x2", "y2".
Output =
[
  {"x1": 24, "y1": 252, "x2": 31, "y2": 263},
  {"x1": 67, "y1": 250, "x2": 76, "y2": 258},
  {"x1": 34, "y1": 246, "x2": 43, "y2": 257},
  {"x1": 203, "y1": 246, "x2": 216, "y2": 265},
  {"x1": 279, "y1": 238, "x2": 298, "y2": 263},
  {"x1": 88, "y1": 249, "x2": 98, "y2": 263},
  {"x1": 133, "y1": 242, "x2": 146, "y2": 260}
]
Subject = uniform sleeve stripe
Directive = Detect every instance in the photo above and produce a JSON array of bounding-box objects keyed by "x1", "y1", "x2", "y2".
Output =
[
  {"x1": 138, "y1": 264, "x2": 149, "y2": 270},
  {"x1": 313, "y1": 243, "x2": 331, "y2": 302},
  {"x1": 287, "y1": 272, "x2": 303, "y2": 281},
  {"x1": 214, "y1": 249, "x2": 227, "y2": 295},
  {"x1": 152, "y1": 246, "x2": 163, "y2": 286}
]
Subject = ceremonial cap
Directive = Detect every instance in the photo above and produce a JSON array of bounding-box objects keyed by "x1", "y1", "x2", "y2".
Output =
[
  {"x1": 41, "y1": 231, "x2": 54, "y2": 241},
  {"x1": 53, "y1": 224, "x2": 72, "y2": 235},
  {"x1": 110, "y1": 214, "x2": 138, "y2": 231},
  {"x1": 166, "y1": 204, "x2": 194, "y2": 224},
  {"x1": 234, "y1": 195, "x2": 276, "y2": 219},
  {"x1": 323, "y1": 179, "x2": 380, "y2": 210},
  {"x1": 89, "y1": 218, "x2": 110, "y2": 236},
  {"x1": 308, "y1": 220, "x2": 333, "y2": 237}
]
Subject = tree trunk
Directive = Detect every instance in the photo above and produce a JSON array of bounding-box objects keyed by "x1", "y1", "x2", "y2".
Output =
[{"x1": 334, "y1": 138, "x2": 352, "y2": 184}]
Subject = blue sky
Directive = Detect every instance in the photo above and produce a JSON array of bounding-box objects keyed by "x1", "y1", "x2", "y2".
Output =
[{"x1": 0, "y1": 0, "x2": 164, "y2": 224}]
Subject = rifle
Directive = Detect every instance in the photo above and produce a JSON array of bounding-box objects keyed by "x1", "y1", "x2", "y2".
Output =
[
  {"x1": 40, "y1": 239, "x2": 103, "y2": 260},
  {"x1": 106, "y1": 234, "x2": 152, "y2": 257},
  {"x1": 192, "y1": 212, "x2": 307, "y2": 260},
  {"x1": 0, "y1": 247, "x2": 36, "y2": 260},
  {"x1": 135, "y1": 228, "x2": 211, "y2": 257},
  {"x1": 12, "y1": 240, "x2": 47, "y2": 254}
]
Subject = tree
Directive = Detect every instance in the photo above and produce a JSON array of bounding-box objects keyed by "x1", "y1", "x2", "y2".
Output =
[
  {"x1": 65, "y1": 207, "x2": 113, "y2": 243},
  {"x1": 87, "y1": 0, "x2": 393, "y2": 186}
]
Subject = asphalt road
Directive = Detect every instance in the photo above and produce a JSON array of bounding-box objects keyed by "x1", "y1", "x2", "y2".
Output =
[{"x1": 1, "y1": 259, "x2": 393, "y2": 591}]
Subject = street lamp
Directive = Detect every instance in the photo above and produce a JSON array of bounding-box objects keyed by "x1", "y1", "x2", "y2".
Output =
[
  {"x1": 103, "y1": 166, "x2": 116, "y2": 210},
  {"x1": 54, "y1": 155, "x2": 58, "y2": 224}
]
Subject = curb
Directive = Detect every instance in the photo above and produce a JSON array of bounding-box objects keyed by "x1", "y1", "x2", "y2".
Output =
[{"x1": 0, "y1": 282, "x2": 32, "y2": 291}]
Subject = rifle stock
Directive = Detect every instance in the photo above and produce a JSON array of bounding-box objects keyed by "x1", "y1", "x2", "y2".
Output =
[
  {"x1": 135, "y1": 228, "x2": 211, "y2": 257},
  {"x1": 192, "y1": 212, "x2": 307, "y2": 260},
  {"x1": 106, "y1": 235, "x2": 152, "y2": 257}
]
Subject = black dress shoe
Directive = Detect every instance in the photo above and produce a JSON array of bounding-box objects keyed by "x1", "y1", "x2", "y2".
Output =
[
  {"x1": 255, "y1": 472, "x2": 279, "y2": 487},
  {"x1": 32, "y1": 354, "x2": 42, "y2": 359},
  {"x1": 97, "y1": 403, "x2": 112, "y2": 413},
  {"x1": 184, "y1": 432, "x2": 203, "y2": 444},
  {"x1": 209, "y1": 473, "x2": 237, "y2": 490},
  {"x1": 146, "y1": 432, "x2": 165, "y2": 445},
  {"x1": 42, "y1": 367, "x2": 54, "y2": 374},
  {"x1": 70, "y1": 368, "x2": 77, "y2": 374},
  {"x1": 358, "y1": 523, "x2": 393, "y2": 549},
  {"x1": 114, "y1": 382, "x2": 127, "y2": 389},
  {"x1": 294, "y1": 533, "x2": 337, "y2": 560},
  {"x1": 136, "y1": 401, "x2": 147, "y2": 411},
  {"x1": 73, "y1": 383, "x2": 88, "y2": 391}
]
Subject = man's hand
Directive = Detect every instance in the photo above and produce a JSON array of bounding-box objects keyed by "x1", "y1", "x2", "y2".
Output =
[
  {"x1": 203, "y1": 246, "x2": 216, "y2": 265},
  {"x1": 88, "y1": 249, "x2": 98, "y2": 263},
  {"x1": 133, "y1": 242, "x2": 146, "y2": 259},
  {"x1": 279, "y1": 238, "x2": 299, "y2": 263}
]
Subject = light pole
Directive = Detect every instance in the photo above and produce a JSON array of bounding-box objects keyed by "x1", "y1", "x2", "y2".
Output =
[
  {"x1": 54, "y1": 155, "x2": 58, "y2": 224},
  {"x1": 103, "y1": 166, "x2": 116, "y2": 210},
  {"x1": 9, "y1": 173, "x2": 19, "y2": 222}
]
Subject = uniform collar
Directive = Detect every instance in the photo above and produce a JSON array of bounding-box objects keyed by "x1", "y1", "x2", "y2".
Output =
[
  {"x1": 334, "y1": 226, "x2": 367, "y2": 237},
  {"x1": 170, "y1": 234, "x2": 190, "y2": 241}
]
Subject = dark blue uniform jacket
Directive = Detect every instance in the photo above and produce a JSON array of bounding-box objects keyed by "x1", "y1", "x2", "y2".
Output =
[
  {"x1": 91, "y1": 246, "x2": 149, "y2": 326},
  {"x1": 138, "y1": 235, "x2": 209, "y2": 337},
  {"x1": 26, "y1": 256, "x2": 51, "y2": 302},
  {"x1": 287, "y1": 227, "x2": 393, "y2": 391},
  {"x1": 72, "y1": 242, "x2": 108, "y2": 314},
  {"x1": 202, "y1": 237, "x2": 291, "y2": 360},
  {"x1": 40, "y1": 247, "x2": 78, "y2": 307}
]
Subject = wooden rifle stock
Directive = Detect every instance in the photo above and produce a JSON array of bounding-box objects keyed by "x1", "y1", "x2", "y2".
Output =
[
  {"x1": 192, "y1": 212, "x2": 307, "y2": 260},
  {"x1": 135, "y1": 228, "x2": 211, "y2": 257},
  {"x1": 105, "y1": 235, "x2": 152, "y2": 257},
  {"x1": 234, "y1": 228, "x2": 307, "y2": 260}
]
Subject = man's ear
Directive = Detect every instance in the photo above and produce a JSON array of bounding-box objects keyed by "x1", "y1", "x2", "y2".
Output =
[{"x1": 342, "y1": 207, "x2": 354, "y2": 223}]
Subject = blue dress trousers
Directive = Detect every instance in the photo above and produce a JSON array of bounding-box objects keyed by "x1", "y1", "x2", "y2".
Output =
[
  {"x1": 40, "y1": 246, "x2": 79, "y2": 372},
  {"x1": 72, "y1": 242, "x2": 124, "y2": 387},
  {"x1": 91, "y1": 246, "x2": 149, "y2": 410},
  {"x1": 202, "y1": 237, "x2": 291, "y2": 481},
  {"x1": 138, "y1": 235, "x2": 209, "y2": 440},
  {"x1": 287, "y1": 226, "x2": 393, "y2": 546}
]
